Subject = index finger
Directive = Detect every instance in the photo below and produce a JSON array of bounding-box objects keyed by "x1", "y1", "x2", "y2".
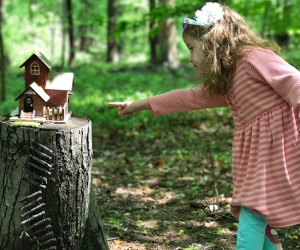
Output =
[{"x1": 107, "y1": 102, "x2": 127, "y2": 107}]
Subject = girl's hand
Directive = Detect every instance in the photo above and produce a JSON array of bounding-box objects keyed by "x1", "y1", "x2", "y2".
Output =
[
  {"x1": 107, "y1": 101, "x2": 133, "y2": 116},
  {"x1": 107, "y1": 99, "x2": 151, "y2": 116}
]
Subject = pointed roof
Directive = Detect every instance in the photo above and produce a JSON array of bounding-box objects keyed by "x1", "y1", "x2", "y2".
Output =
[
  {"x1": 15, "y1": 82, "x2": 50, "y2": 102},
  {"x1": 45, "y1": 72, "x2": 74, "y2": 91},
  {"x1": 19, "y1": 52, "x2": 52, "y2": 69}
]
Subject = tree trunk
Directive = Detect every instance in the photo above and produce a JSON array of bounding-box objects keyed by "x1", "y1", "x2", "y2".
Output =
[
  {"x1": 274, "y1": 0, "x2": 292, "y2": 48},
  {"x1": 260, "y1": 1, "x2": 271, "y2": 38},
  {"x1": 149, "y1": 0, "x2": 158, "y2": 66},
  {"x1": 79, "y1": 0, "x2": 94, "y2": 53},
  {"x1": 0, "y1": 0, "x2": 6, "y2": 102},
  {"x1": 65, "y1": 0, "x2": 75, "y2": 68},
  {"x1": 61, "y1": 0, "x2": 66, "y2": 69},
  {"x1": 0, "y1": 116, "x2": 108, "y2": 250},
  {"x1": 79, "y1": 26, "x2": 92, "y2": 52},
  {"x1": 157, "y1": 0, "x2": 179, "y2": 69},
  {"x1": 50, "y1": 2, "x2": 59, "y2": 62},
  {"x1": 107, "y1": 0, "x2": 121, "y2": 63}
]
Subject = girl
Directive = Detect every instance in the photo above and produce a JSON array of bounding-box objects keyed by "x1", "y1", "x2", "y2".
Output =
[{"x1": 108, "y1": 2, "x2": 300, "y2": 249}]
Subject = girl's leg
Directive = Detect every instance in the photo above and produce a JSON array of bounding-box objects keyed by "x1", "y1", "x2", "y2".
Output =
[
  {"x1": 236, "y1": 207, "x2": 266, "y2": 250},
  {"x1": 236, "y1": 207, "x2": 283, "y2": 250}
]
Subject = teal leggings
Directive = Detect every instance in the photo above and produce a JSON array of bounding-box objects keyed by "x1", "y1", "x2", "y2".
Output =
[{"x1": 236, "y1": 207, "x2": 283, "y2": 250}]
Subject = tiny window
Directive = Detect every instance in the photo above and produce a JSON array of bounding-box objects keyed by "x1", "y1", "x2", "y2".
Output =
[{"x1": 30, "y1": 62, "x2": 40, "y2": 75}]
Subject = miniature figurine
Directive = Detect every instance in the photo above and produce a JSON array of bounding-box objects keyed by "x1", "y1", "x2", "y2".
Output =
[{"x1": 10, "y1": 52, "x2": 73, "y2": 124}]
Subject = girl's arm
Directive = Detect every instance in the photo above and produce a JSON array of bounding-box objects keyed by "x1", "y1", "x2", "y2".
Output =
[
  {"x1": 108, "y1": 86, "x2": 228, "y2": 116},
  {"x1": 148, "y1": 86, "x2": 227, "y2": 116}
]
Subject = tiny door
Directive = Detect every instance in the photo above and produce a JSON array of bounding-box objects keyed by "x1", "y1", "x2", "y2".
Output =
[{"x1": 24, "y1": 96, "x2": 34, "y2": 112}]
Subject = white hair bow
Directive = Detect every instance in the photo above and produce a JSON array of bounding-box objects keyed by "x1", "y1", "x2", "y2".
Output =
[{"x1": 183, "y1": 2, "x2": 224, "y2": 28}]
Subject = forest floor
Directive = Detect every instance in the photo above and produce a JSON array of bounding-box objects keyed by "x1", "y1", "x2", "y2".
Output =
[{"x1": 91, "y1": 111, "x2": 300, "y2": 250}]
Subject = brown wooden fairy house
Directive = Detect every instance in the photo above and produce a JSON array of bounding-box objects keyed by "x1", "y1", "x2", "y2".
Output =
[{"x1": 13, "y1": 53, "x2": 74, "y2": 123}]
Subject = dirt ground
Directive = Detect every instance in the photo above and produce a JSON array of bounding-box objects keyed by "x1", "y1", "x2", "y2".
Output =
[
  {"x1": 91, "y1": 120, "x2": 300, "y2": 250},
  {"x1": 94, "y1": 174, "x2": 236, "y2": 250},
  {"x1": 91, "y1": 122, "x2": 238, "y2": 250}
]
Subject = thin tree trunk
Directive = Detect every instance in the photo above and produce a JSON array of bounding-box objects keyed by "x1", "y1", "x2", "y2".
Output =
[
  {"x1": 107, "y1": 0, "x2": 121, "y2": 63},
  {"x1": 0, "y1": 117, "x2": 108, "y2": 250},
  {"x1": 61, "y1": 0, "x2": 66, "y2": 69},
  {"x1": 149, "y1": 0, "x2": 158, "y2": 66},
  {"x1": 166, "y1": 9, "x2": 179, "y2": 70},
  {"x1": 158, "y1": 0, "x2": 179, "y2": 69},
  {"x1": 0, "y1": 0, "x2": 6, "y2": 101},
  {"x1": 79, "y1": 26, "x2": 89, "y2": 52},
  {"x1": 260, "y1": 1, "x2": 271, "y2": 38},
  {"x1": 79, "y1": 0, "x2": 93, "y2": 52},
  {"x1": 50, "y1": 14, "x2": 56, "y2": 62},
  {"x1": 274, "y1": 0, "x2": 292, "y2": 48},
  {"x1": 65, "y1": 0, "x2": 75, "y2": 68}
]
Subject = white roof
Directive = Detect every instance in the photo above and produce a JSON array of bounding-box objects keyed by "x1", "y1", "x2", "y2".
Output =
[
  {"x1": 45, "y1": 72, "x2": 74, "y2": 91},
  {"x1": 29, "y1": 82, "x2": 50, "y2": 102}
]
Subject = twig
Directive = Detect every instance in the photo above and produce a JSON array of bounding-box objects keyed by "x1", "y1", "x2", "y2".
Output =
[
  {"x1": 107, "y1": 237, "x2": 121, "y2": 241},
  {"x1": 206, "y1": 142, "x2": 220, "y2": 205}
]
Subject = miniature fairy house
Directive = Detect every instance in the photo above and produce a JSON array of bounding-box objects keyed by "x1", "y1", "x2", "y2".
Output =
[{"x1": 13, "y1": 53, "x2": 73, "y2": 123}]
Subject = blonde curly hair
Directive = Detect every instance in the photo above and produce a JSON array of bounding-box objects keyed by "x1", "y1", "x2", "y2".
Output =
[{"x1": 183, "y1": 5, "x2": 280, "y2": 96}]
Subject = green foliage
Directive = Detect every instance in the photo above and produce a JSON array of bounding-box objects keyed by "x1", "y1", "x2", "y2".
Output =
[
  {"x1": 2, "y1": 0, "x2": 300, "y2": 68},
  {"x1": 281, "y1": 48, "x2": 300, "y2": 68},
  {"x1": 69, "y1": 62, "x2": 200, "y2": 129}
]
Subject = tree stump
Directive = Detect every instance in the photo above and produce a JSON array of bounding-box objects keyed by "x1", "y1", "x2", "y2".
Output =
[{"x1": 0, "y1": 116, "x2": 108, "y2": 250}]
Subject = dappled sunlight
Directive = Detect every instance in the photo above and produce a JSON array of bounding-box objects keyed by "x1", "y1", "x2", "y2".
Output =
[
  {"x1": 154, "y1": 191, "x2": 180, "y2": 205},
  {"x1": 137, "y1": 220, "x2": 158, "y2": 230},
  {"x1": 90, "y1": 113, "x2": 237, "y2": 248},
  {"x1": 92, "y1": 177, "x2": 111, "y2": 189},
  {"x1": 204, "y1": 221, "x2": 219, "y2": 228},
  {"x1": 115, "y1": 186, "x2": 155, "y2": 198}
]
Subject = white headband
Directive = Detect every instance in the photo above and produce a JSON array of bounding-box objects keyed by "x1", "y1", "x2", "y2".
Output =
[{"x1": 183, "y1": 2, "x2": 224, "y2": 28}]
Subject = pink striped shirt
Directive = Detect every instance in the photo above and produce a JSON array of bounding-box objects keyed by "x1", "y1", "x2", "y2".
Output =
[{"x1": 148, "y1": 48, "x2": 300, "y2": 228}]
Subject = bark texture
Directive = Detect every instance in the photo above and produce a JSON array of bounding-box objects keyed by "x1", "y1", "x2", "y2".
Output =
[
  {"x1": 0, "y1": 0, "x2": 6, "y2": 101},
  {"x1": 157, "y1": 0, "x2": 179, "y2": 69},
  {"x1": 106, "y1": 0, "x2": 121, "y2": 63},
  {"x1": 0, "y1": 116, "x2": 108, "y2": 250}
]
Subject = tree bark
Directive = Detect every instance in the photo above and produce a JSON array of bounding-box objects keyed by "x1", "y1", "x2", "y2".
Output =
[
  {"x1": 79, "y1": 26, "x2": 93, "y2": 53},
  {"x1": 260, "y1": 1, "x2": 271, "y2": 38},
  {"x1": 79, "y1": 0, "x2": 94, "y2": 53},
  {"x1": 65, "y1": 0, "x2": 75, "y2": 68},
  {"x1": 0, "y1": 116, "x2": 108, "y2": 250},
  {"x1": 157, "y1": 0, "x2": 179, "y2": 69},
  {"x1": 61, "y1": 0, "x2": 67, "y2": 69},
  {"x1": 0, "y1": 0, "x2": 6, "y2": 101},
  {"x1": 149, "y1": 0, "x2": 158, "y2": 66},
  {"x1": 107, "y1": 0, "x2": 121, "y2": 63},
  {"x1": 273, "y1": 0, "x2": 292, "y2": 48}
]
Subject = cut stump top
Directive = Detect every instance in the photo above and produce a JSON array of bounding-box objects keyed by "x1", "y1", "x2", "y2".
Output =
[{"x1": 0, "y1": 115, "x2": 90, "y2": 131}]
